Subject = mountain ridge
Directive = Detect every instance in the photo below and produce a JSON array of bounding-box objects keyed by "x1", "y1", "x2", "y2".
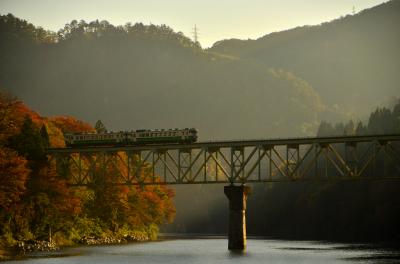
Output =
[
  {"x1": 0, "y1": 14, "x2": 328, "y2": 140},
  {"x1": 209, "y1": 0, "x2": 400, "y2": 115},
  {"x1": 1, "y1": 1, "x2": 398, "y2": 139}
]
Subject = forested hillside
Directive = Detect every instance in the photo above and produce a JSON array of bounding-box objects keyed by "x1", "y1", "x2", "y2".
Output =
[
  {"x1": 1, "y1": 1, "x2": 399, "y2": 248},
  {"x1": 163, "y1": 101, "x2": 400, "y2": 242},
  {"x1": 0, "y1": 14, "x2": 335, "y2": 140},
  {"x1": 210, "y1": 0, "x2": 400, "y2": 116},
  {"x1": 0, "y1": 91, "x2": 175, "y2": 254}
]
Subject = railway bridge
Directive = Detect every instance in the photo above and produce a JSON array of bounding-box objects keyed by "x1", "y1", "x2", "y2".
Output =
[{"x1": 48, "y1": 134, "x2": 400, "y2": 250}]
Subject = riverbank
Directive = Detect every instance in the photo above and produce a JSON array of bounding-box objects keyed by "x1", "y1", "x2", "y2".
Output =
[{"x1": 0, "y1": 233, "x2": 151, "y2": 261}]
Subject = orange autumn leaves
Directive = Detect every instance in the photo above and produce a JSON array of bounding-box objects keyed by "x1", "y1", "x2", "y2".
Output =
[
  {"x1": 0, "y1": 148, "x2": 29, "y2": 211},
  {"x1": 1, "y1": 90, "x2": 175, "y2": 242}
]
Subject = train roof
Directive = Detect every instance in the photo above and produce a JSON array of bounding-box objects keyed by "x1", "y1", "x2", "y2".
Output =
[{"x1": 65, "y1": 128, "x2": 197, "y2": 135}]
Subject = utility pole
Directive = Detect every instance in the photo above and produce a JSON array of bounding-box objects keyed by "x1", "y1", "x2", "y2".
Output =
[
  {"x1": 192, "y1": 24, "x2": 199, "y2": 44},
  {"x1": 352, "y1": 5, "x2": 356, "y2": 15}
]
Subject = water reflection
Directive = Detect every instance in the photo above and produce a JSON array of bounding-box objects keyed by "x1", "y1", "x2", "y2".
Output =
[{"x1": 3, "y1": 239, "x2": 400, "y2": 264}]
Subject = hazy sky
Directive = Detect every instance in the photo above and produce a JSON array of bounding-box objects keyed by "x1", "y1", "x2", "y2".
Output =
[{"x1": 0, "y1": 0, "x2": 387, "y2": 47}]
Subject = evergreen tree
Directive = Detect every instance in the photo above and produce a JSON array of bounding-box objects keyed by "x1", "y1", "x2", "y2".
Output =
[
  {"x1": 8, "y1": 116, "x2": 47, "y2": 165},
  {"x1": 95, "y1": 120, "x2": 107, "y2": 134},
  {"x1": 317, "y1": 121, "x2": 334, "y2": 137},
  {"x1": 40, "y1": 124, "x2": 50, "y2": 148},
  {"x1": 344, "y1": 120, "x2": 355, "y2": 135},
  {"x1": 392, "y1": 100, "x2": 400, "y2": 132},
  {"x1": 334, "y1": 122, "x2": 345, "y2": 135},
  {"x1": 355, "y1": 121, "x2": 367, "y2": 135},
  {"x1": 368, "y1": 107, "x2": 394, "y2": 134}
]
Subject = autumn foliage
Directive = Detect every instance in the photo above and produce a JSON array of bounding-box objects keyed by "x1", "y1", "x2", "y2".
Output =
[
  {"x1": 0, "y1": 90, "x2": 175, "y2": 247},
  {"x1": 0, "y1": 148, "x2": 29, "y2": 211}
]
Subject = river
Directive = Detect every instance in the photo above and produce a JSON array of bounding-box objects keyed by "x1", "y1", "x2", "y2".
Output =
[{"x1": 4, "y1": 238, "x2": 400, "y2": 264}]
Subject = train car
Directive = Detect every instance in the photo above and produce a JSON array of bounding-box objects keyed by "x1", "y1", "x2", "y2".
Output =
[{"x1": 64, "y1": 128, "x2": 198, "y2": 147}]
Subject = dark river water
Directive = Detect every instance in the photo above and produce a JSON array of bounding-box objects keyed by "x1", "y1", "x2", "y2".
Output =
[{"x1": 4, "y1": 238, "x2": 400, "y2": 264}]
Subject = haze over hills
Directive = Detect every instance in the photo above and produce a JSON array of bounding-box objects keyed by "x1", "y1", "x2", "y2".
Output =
[
  {"x1": 1, "y1": 0, "x2": 399, "y2": 140},
  {"x1": 0, "y1": 15, "x2": 326, "y2": 140},
  {"x1": 210, "y1": 0, "x2": 400, "y2": 116},
  {"x1": 1, "y1": 1, "x2": 400, "y2": 245}
]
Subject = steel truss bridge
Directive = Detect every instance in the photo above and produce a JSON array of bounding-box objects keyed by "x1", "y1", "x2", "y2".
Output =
[{"x1": 48, "y1": 134, "x2": 400, "y2": 186}]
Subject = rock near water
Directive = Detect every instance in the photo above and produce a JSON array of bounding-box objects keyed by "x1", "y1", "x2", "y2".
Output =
[
  {"x1": 16, "y1": 240, "x2": 59, "y2": 253},
  {"x1": 79, "y1": 233, "x2": 149, "y2": 245}
]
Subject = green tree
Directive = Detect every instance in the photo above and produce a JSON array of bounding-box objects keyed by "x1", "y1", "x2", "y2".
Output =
[
  {"x1": 95, "y1": 120, "x2": 107, "y2": 134},
  {"x1": 317, "y1": 121, "x2": 334, "y2": 137},
  {"x1": 40, "y1": 124, "x2": 50, "y2": 148},
  {"x1": 355, "y1": 121, "x2": 367, "y2": 135},
  {"x1": 368, "y1": 107, "x2": 393, "y2": 134},
  {"x1": 344, "y1": 120, "x2": 355, "y2": 135},
  {"x1": 334, "y1": 122, "x2": 345, "y2": 135},
  {"x1": 392, "y1": 100, "x2": 400, "y2": 132},
  {"x1": 8, "y1": 116, "x2": 47, "y2": 166}
]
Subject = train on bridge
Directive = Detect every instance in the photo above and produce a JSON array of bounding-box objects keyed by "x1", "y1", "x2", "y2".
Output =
[{"x1": 64, "y1": 128, "x2": 198, "y2": 147}]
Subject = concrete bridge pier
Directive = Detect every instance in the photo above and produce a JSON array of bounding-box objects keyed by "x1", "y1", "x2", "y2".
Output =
[{"x1": 224, "y1": 184, "x2": 251, "y2": 251}]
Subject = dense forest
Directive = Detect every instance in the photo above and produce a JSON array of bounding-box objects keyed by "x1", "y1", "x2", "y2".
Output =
[
  {"x1": 1, "y1": 0, "x2": 400, "y2": 256},
  {"x1": 210, "y1": 0, "x2": 400, "y2": 116},
  {"x1": 0, "y1": 13, "x2": 339, "y2": 140},
  {"x1": 164, "y1": 101, "x2": 400, "y2": 242},
  {"x1": 316, "y1": 102, "x2": 400, "y2": 136},
  {"x1": 249, "y1": 102, "x2": 400, "y2": 241},
  {"x1": 2, "y1": 2, "x2": 399, "y2": 139},
  {"x1": 0, "y1": 91, "x2": 175, "y2": 255}
]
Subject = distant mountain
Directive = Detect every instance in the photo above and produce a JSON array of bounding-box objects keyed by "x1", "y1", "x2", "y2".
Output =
[
  {"x1": 209, "y1": 0, "x2": 400, "y2": 115},
  {"x1": 0, "y1": 15, "x2": 329, "y2": 139}
]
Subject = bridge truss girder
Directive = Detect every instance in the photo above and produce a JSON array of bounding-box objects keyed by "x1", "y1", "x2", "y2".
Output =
[{"x1": 49, "y1": 137, "x2": 400, "y2": 186}]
